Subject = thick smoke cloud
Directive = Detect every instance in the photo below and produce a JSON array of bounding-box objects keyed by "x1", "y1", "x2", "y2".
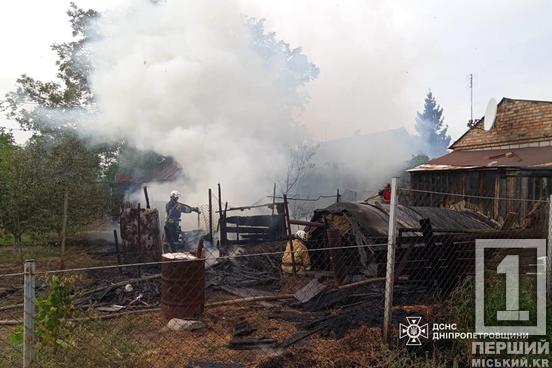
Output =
[{"x1": 83, "y1": 0, "x2": 318, "y2": 206}]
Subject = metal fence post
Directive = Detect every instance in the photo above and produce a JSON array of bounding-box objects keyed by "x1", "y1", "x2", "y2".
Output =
[
  {"x1": 208, "y1": 188, "x2": 213, "y2": 242},
  {"x1": 548, "y1": 195, "x2": 552, "y2": 299},
  {"x1": 23, "y1": 259, "x2": 36, "y2": 368},
  {"x1": 283, "y1": 194, "x2": 297, "y2": 274},
  {"x1": 383, "y1": 177, "x2": 399, "y2": 342}
]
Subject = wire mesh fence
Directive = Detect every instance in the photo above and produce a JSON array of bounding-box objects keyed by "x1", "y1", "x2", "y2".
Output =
[
  {"x1": 395, "y1": 186, "x2": 550, "y2": 305},
  {"x1": 0, "y1": 181, "x2": 550, "y2": 367},
  {"x1": 0, "y1": 273, "x2": 24, "y2": 368},
  {"x1": 2, "y1": 240, "x2": 392, "y2": 368},
  {"x1": 389, "y1": 185, "x2": 551, "y2": 363}
]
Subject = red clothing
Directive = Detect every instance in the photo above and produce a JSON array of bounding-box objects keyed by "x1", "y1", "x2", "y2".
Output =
[
  {"x1": 378, "y1": 187, "x2": 391, "y2": 203},
  {"x1": 382, "y1": 188, "x2": 391, "y2": 203}
]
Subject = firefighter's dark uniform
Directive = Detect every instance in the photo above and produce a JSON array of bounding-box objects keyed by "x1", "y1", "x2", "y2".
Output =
[{"x1": 165, "y1": 199, "x2": 194, "y2": 244}]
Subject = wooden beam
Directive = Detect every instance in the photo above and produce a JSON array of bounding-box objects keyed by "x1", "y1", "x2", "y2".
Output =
[{"x1": 288, "y1": 219, "x2": 324, "y2": 228}]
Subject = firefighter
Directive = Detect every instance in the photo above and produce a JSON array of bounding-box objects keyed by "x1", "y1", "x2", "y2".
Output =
[
  {"x1": 164, "y1": 190, "x2": 200, "y2": 245},
  {"x1": 282, "y1": 230, "x2": 311, "y2": 273},
  {"x1": 365, "y1": 183, "x2": 391, "y2": 204},
  {"x1": 378, "y1": 182, "x2": 392, "y2": 204}
]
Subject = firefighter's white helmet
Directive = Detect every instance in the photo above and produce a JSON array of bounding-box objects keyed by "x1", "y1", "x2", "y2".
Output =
[
  {"x1": 170, "y1": 190, "x2": 180, "y2": 200},
  {"x1": 295, "y1": 230, "x2": 307, "y2": 241}
]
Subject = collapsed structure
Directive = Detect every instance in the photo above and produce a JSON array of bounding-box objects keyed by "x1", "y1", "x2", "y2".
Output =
[
  {"x1": 304, "y1": 201, "x2": 537, "y2": 293},
  {"x1": 108, "y1": 99, "x2": 550, "y2": 353}
]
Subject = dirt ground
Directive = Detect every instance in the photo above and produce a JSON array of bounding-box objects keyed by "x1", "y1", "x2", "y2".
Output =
[
  {"x1": 95, "y1": 302, "x2": 440, "y2": 368},
  {"x1": 0, "y1": 240, "x2": 448, "y2": 368}
]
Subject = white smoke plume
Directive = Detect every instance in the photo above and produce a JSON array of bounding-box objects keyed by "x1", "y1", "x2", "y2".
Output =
[{"x1": 82, "y1": 0, "x2": 319, "y2": 207}]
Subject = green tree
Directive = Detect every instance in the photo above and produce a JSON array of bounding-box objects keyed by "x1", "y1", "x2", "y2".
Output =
[
  {"x1": 0, "y1": 4, "x2": 113, "y2": 258},
  {"x1": 399, "y1": 154, "x2": 430, "y2": 186},
  {"x1": 29, "y1": 134, "x2": 110, "y2": 240},
  {"x1": 0, "y1": 2, "x2": 164, "y2": 211},
  {"x1": 415, "y1": 91, "x2": 451, "y2": 157},
  {"x1": 2, "y1": 3, "x2": 98, "y2": 133},
  {"x1": 0, "y1": 131, "x2": 45, "y2": 260}
]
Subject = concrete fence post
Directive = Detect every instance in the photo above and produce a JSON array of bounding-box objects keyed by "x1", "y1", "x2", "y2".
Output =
[
  {"x1": 548, "y1": 195, "x2": 552, "y2": 300},
  {"x1": 23, "y1": 259, "x2": 36, "y2": 368},
  {"x1": 383, "y1": 177, "x2": 399, "y2": 342}
]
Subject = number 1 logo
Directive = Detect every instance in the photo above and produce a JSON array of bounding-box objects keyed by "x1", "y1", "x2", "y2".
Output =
[
  {"x1": 475, "y1": 239, "x2": 546, "y2": 335},
  {"x1": 496, "y1": 255, "x2": 529, "y2": 321}
]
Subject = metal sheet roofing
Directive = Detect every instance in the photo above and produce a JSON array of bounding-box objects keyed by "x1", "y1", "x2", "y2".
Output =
[
  {"x1": 311, "y1": 202, "x2": 495, "y2": 237},
  {"x1": 410, "y1": 146, "x2": 552, "y2": 172}
]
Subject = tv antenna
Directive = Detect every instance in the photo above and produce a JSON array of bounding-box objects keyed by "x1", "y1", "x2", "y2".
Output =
[
  {"x1": 483, "y1": 98, "x2": 497, "y2": 131},
  {"x1": 468, "y1": 73, "x2": 474, "y2": 127}
]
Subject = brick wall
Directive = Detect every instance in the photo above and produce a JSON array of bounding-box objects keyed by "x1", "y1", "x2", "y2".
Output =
[{"x1": 451, "y1": 98, "x2": 552, "y2": 151}]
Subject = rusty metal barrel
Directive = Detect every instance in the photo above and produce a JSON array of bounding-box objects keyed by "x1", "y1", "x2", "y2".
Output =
[{"x1": 161, "y1": 252, "x2": 205, "y2": 320}]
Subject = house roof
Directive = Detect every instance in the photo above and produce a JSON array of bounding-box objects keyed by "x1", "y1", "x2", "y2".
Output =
[
  {"x1": 114, "y1": 161, "x2": 182, "y2": 184},
  {"x1": 410, "y1": 146, "x2": 552, "y2": 172},
  {"x1": 450, "y1": 98, "x2": 552, "y2": 150}
]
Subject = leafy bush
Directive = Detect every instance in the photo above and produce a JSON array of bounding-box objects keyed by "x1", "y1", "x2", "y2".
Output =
[{"x1": 35, "y1": 275, "x2": 76, "y2": 348}]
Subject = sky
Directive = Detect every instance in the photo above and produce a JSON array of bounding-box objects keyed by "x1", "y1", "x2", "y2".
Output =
[{"x1": 1, "y1": 0, "x2": 552, "y2": 144}]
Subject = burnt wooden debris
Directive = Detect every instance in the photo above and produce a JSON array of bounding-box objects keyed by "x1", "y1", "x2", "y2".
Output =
[
  {"x1": 187, "y1": 361, "x2": 242, "y2": 368},
  {"x1": 207, "y1": 257, "x2": 280, "y2": 290},
  {"x1": 216, "y1": 184, "x2": 287, "y2": 247},
  {"x1": 223, "y1": 214, "x2": 286, "y2": 245},
  {"x1": 233, "y1": 318, "x2": 256, "y2": 337},
  {"x1": 293, "y1": 279, "x2": 327, "y2": 304},
  {"x1": 227, "y1": 337, "x2": 277, "y2": 350},
  {"x1": 119, "y1": 206, "x2": 162, "y2": 262},
  {"x1": 75, "y1": 273, "x2": 161, "y2": 310},
  {"x1": 304, "y1": 201, "x2": 540, "y2": 295},
  {"x1": 274, "y1": 283, "x2": 419, "y2": 348},
  {"x1": 69, "y1": 185, "x2": 545, "y2": 354}
]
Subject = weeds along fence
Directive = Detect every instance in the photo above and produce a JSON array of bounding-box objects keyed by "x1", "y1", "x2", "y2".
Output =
[
  {"x1": 0, "y1": 180, "x2": 551, "y2": 367},
  {"x1": 0, "y1": 273, "x2": 24, "y2": 367},
  {"x1": 396, "y1": 184, "x2": 550, "y2": 299},
  {"x1": 388, "y1": 183, "x2": 551, "y2": 351},
  {"x1": 0, "y1": 241, "x2": 391, "y2": 368}
]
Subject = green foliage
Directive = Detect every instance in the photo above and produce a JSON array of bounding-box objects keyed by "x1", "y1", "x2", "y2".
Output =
[
  {"x1": 28, "y1": 134, "x2": 111, "y2": 237},
  {"x1": 8, "y1": 325, "x2": 23, "y2": 346},
  {"x1": 1, "y1": 3, "x2": 98, "y2": 133},
  {"x1": 446, "y1": 270, "x2": 552, "y2": 359},
  {"x1": 399, "y1": 153, "x2": 430, "y2": 186},
  {"x1": 7, "y1": 276, "x2": 75, "y2": 352},
  {"x1": 35, "y1": 276, "x2": 75, "y2": 348},
  {"x1": 415, "y1": 91, "x2": 451, "y2": 158},
  {"x1": 36, "y1": 318, "x2": 148, "y2": 368},
  {"x1": 116, "y1": 144, "x2": 177, "y2": 181},
  {"x1": 0, "y1": 4, "x2": 114, "y2": 251},
  {"x1": 0, "y1": 130, "x2": 45, "y2": 259},
  {"x1": 0, "y1": 133, "x2": 111, "y2": 251}
]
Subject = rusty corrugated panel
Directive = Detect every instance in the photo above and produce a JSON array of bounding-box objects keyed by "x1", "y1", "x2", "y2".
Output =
[
  {"x1": 120, "y1": 208, "x2": 162, "y2": 262},
  {"x1": 410, "y1": 146, "x2": 552, "y2": 172}
]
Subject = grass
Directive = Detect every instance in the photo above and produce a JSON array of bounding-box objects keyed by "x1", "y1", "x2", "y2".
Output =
[
  {"x1": 0, "y1": 244, "x2": 61, "y2": 263},
  {"x1": 1, "y1": 318, "x2": 151, "y2": 368},
  {"x1": 446, "y1": 270, "x2": 552, "y2": 360},
  {"x1": 4, "y1": 236, "x2": 549, "y2": 367},
  {"x1": 0, "y1": 231, "x2": 60, "y2": 247},
  {"x1": 35, "y1": 318, "x2": 150, "y2": 368}
]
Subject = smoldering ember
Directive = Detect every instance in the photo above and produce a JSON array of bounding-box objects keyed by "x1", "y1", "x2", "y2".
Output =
[{"x1": 0, "y1": 1, "x2": 551, "y2": 367}]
